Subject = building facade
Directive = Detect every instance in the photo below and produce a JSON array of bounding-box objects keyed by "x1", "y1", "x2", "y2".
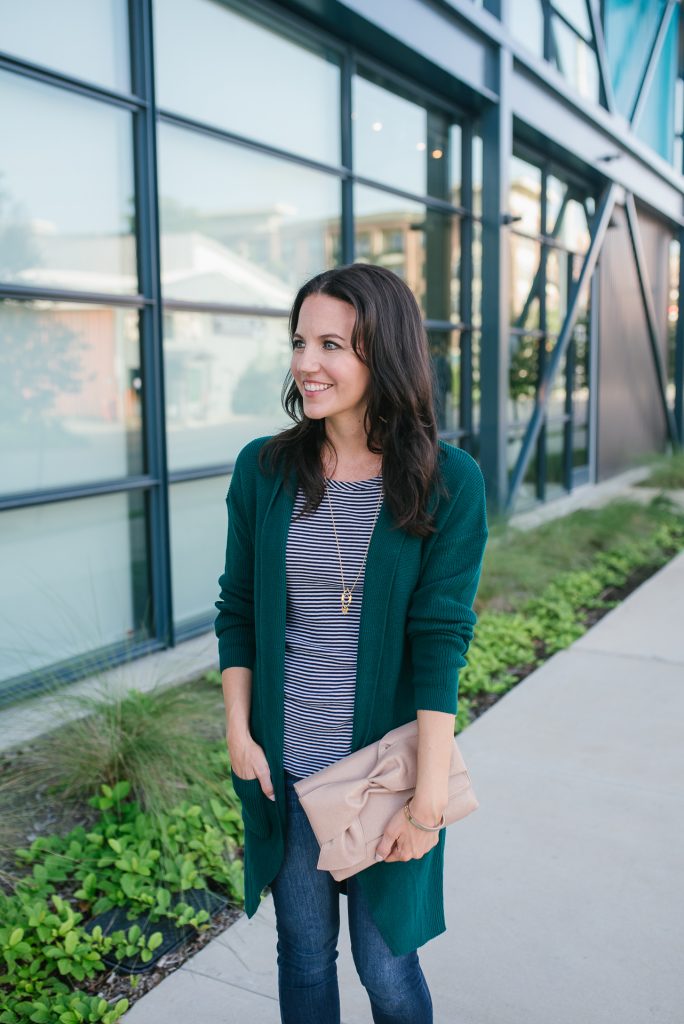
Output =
[{"x1": 1, "y1": 0, "x2": 682, "y2": 704}]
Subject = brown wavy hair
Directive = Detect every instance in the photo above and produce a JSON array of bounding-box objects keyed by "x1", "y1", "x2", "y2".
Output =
[{"x1": 257, "y1": 263, "x2": 449, "y2": 537}]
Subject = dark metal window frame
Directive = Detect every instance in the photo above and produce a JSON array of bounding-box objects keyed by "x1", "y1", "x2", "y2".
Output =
[{"x1": 0, "y1": 0, "x2": 482, "y2": 706}]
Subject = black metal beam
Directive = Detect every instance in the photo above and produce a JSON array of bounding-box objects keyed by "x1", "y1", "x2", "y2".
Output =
[
  {"x1": 505, "y1": 182, "x2": 619, "y2": 512},
  {"x1": 623, "y1": 192, "x2": 681, "y2": 447}
]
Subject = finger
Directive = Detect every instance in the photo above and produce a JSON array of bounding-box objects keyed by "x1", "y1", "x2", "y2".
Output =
[{"x1": 257, "y1": 770, "x2": 276, "y2": 801}]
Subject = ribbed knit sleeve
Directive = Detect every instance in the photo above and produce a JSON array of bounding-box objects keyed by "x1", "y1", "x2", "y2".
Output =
[
  {"x1": 406, "y1": 456, "x2": 488, "y2": 715},
  {"x1": 214, "y1": 450, "x2": 256, "y2": 672}
]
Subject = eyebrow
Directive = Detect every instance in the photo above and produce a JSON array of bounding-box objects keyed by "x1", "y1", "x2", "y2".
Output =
[{"x1": 292, "y1": 332, "x2": 346, "y2": 341}]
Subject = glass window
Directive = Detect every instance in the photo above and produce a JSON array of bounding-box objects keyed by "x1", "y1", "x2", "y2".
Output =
[
  {"x1": 509, "y1": 0, "x2": 544, "y2": 59},
  {"x1": 354, "y1": 185, "x2": 460, "y2": 323},
  {"x1": 510, "y1": 156, "x2": 542, "y2": 236},
  {"x1": 449, "y1": 124, "x2": 462, "y2": 207},
  {"x1": 546, "y1": 174, "x2": 568, "y2": 236},
  {"x1": 353, "y1": 73, "x2": 452, "y2": 199},
  {"x1": 550, "y1": 17, "x2": 600, "y2": 103},
  {"x1": 545, "y1": 420, "x2": 567, "y2": 499},
  {"x1": 508, "y1": 333, "x2": 539, "y2": 426},
  {"x1": 428, "y1": 329, "x2": 461, "y2": 433},
  {"x1": 472, "y1": 132, "x2": 483, "y2": 218},
  {"x1": 0, "y1": 0, "x2": 130, "y2": 92},
  {"x1": 510, "y1": 235, "x2": 542, "y2": 330},
  {"x1": 154, "y1": 0, "x2": 341, "y2": 166},
  {"x1": 164, "y1": 312, "x2": 291, "y2": 472},
  {"x1": 0, "y1": 302, "x2": 142, "y2": 496},
  {"x1": 667, "y1": 238, "x2": 679, "y2": 406},
  {"x1": 170, "y1": 475, "x2": 231, "y2": 625},
  {"x1": 0, "y1": 491, "x2": 151, "y2": 688},
  {"x1": 546, "y1": 247, "x2": 570, "y2": 335},
  {"x1": 158, "y1": 123, "x2": 341, "y2": 307},
  {"x1": 552, "y1": 0, "x2": 591, "y2": 40},
  {"x1": 554, "y1": 198, "x2": 590, "y2": 254},
  {"x1": 0, "y1": 71, "x2": 137, "y2": 295}
]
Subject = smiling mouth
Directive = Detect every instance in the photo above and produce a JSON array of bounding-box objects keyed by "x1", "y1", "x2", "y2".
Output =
[{"x1": 303, "y1": 382, "x2": 333, "y2": 392}]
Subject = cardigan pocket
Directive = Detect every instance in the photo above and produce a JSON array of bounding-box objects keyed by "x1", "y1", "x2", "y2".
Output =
[{"x1": 231, "y1": 768, "x2": 272, "y2": 839}]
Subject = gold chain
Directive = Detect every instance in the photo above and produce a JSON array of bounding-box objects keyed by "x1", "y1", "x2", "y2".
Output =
[{"x1": 326, "y1": 477, "x2": 384, "y2": 615}]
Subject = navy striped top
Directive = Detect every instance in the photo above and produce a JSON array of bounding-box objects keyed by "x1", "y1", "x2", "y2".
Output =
[{"x1": 282, "y1": 474, "x2": 384, "y2": 778}]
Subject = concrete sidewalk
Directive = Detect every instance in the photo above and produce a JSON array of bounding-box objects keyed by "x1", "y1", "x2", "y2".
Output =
[{"x1": 123, "y1": 548, "x2": 684, "y2": 1024}]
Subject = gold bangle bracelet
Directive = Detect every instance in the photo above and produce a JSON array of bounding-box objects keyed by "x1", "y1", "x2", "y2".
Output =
[{"x1": 403, "y1": 799, "x2": 445, "y2": 832}]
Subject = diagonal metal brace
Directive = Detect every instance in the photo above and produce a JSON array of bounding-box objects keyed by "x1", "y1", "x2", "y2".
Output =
[
  {"x1": 624, "y1": 191, "x2": 680, "y2": 446},
  {"x1": 505, "y1": 182, "x2": 619, "y2": 513}
]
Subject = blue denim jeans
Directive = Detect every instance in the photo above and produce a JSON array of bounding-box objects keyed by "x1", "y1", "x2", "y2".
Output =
[{"x1": 268, "y1": 768, "x2": 434, "y2": 1024}]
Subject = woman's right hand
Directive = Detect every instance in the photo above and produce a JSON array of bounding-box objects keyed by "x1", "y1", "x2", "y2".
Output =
[{"x1": 228, "y1": 733, "x2": 276, "y2": 801}]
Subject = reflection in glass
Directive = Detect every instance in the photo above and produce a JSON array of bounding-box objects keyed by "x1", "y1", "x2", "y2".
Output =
[
  {"x1": 545, "y1": 420, "x2": 566, "y2": 499},
  {"x1": 508, "y1": 334, "x2": 539, "y2": 427},
  {"x1": 0, "y1": 490, "x2": 151, "y2": 685},
  {"x1": 170, "y1": 475, "x2": 233, "y2": 625},
  {"x1": 546, "y1": 175, "x2": 568, "y2": 235},
  {"x1": 472, "y1": 219, "x2": 482, "y2": 329},
  {"x1": 551, "y1": 16, "x2": 600, "y2": 103},
  {"x1": 0, "y1": 301, "x2": 142, "y2": 496},
  {"x1": 154, "y1": 0, "x2": 341, "y2": 166},
  {"x1": 428, "y1": 330, "x2": 460, "y2": 433},
  {"x1": 510, "y1": 235, "x2": 541, "y2": 330},
  {"x1": 510, "y1": 156, "x2": 542, "y2": 236},
  {"x1": 472, "y1": 133, "x2": 483, "y2": 218},
  {"x1": 546, "y1": 248, "x2": 569, "y2": 335},
  {"x1": 572, "y1": 423, "x2": 588, "y2": 469},
  {"x1": 449, "y1": 124, "x2": 462, "y2": 207},
  {"x1": 553, "y1": 0, "x2": 591, "y2": 39},
  {"x1": 353, "y1": 74, "x2": 428, "y2": 196},
  {"x1": 667, "y1": 238, "x2": 680, "y2": 405},
  {"x1": 353, "y1": 186, "x2": 459, "y2": 322},
  {"x1": 509, "y1": 0, "x2": 544, "y2": 58},
  {"x1": 555, "y1": 198, "x2": 590, "y2": 254},
  {"x1": 507, "y1": 433, "x2": 539, "y2": 511},
  {"x1": 158, "y1": 123, "x2": 341, "y2": 307},
  {"x1": 0, "y1": 0, "x2": 130, "y2": 91},
  {"x1": 545, "y1": 348, "x2": 567, "y2": 420},
  {"x1": 164, "y1": 312, "x2": 291, "y2": 472},
  {"x1": 0, "y1": 72, "x2": 136, "y2": 295}
]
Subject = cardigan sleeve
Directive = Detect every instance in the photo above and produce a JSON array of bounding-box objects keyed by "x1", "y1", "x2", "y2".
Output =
[
  {"x1": 406, "y1": 458, "x2": 488, "y2": 715},
  {"x1": 214, "y1": 450, "x2": 256, "y2": 672}
]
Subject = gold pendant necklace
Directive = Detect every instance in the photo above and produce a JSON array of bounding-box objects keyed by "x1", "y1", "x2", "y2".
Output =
[{"x1": 326, "y1": 477, "x2": 384, "y2": 615}]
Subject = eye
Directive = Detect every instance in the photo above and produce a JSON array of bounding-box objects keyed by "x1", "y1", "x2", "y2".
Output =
[{"x1": 291, "y1": 339, "x2": 304, "y2": 349}]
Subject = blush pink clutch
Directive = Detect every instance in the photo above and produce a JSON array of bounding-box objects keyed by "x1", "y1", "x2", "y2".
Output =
[{"x1": 293, "y1": 719, "x2": 478, "y2": 881}]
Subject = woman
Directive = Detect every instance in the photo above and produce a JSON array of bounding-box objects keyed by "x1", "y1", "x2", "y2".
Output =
[{"x1": 215, "y1": 263, "x2": 488, "y2": 1024}]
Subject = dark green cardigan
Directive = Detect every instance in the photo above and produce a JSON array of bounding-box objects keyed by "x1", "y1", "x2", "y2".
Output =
[{"x1": 214, "y1": 435, "x2": 488, "y2": 956}]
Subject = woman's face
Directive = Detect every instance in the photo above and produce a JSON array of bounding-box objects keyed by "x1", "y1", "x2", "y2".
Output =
[{"x1": 291, "y1": 293, "x2": 371, "y2": 424}]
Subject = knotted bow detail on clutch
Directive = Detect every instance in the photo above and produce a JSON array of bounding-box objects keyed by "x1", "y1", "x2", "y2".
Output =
[{"x1": 293, "y1": 722, "x2": 475, "y2": 876}]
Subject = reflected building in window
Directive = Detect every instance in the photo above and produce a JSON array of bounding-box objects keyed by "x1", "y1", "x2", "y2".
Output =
[{"x1": 0, "y1": 0, "x2": 682, "y2": 703}]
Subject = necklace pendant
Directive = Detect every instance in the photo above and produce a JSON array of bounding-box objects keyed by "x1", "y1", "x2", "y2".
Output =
[{"x1": 341, "y1": 588, "x2": 353, "y2": 615}]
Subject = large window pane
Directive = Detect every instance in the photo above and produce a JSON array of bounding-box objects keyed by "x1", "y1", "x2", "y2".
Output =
[
  {"x1": 354, "y1": 185, "x2": 459, "y2": 322},
  {"x1": 0, "y1": 0, "x2": 130, "y2": 92},
  {"x1": 509, "y1": 333, "x2": 539, "y2": 426},
  {"x1": 170, "y1": 475, "x2": 231, "y2": 626},
  {"x1": 154, "y1": 0, "x2": 341, "y2": 165},
  {"x1": 158, "y1": 124, "x2": 341, "y2": 307},
  {"x1": 510, "y1": 236, "x2": 541, "y2": 330},
  {"x1": 164, "y1": 312, "x2": 291, "y2": 472},
  {"x1": 551, "y1": 17, "x2": 599, "y2": 102},
  {"x1": 0, "y1": 491, "x2": 151, "y2": 688},
  {"x1": 0, "y1": 301, "x2": 142, "y2": 496},
  {"x1": 510, "y1": 156, "x2": 542, "y2": 235},
  {"x1": 509, "y1": 0, "x2": 544, "y2": 58},
  {"x1": 0, "y1": 72, "x2": 137, "y2": 294},
  {"x1": 428, "y1": 329, "x2": 461, "y2": 433},
  {"x1": 353, "y1": 73, "x2": 453, "y2": 200}
]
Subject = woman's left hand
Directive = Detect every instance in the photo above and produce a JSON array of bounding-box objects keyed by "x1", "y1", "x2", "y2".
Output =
[{"x1": 374, "y1": 803, "x2": 441, "y2": 863}]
